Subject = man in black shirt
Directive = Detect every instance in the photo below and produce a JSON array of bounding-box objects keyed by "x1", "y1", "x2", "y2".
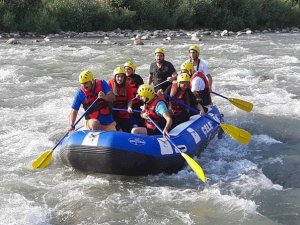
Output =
[{"x1": 147, "y1": 48, "x2": 177, "y2": 91}]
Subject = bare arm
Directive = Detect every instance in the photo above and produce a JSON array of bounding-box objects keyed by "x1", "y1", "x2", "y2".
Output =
[
  {"x1": 167, "y1": 71, "x2": 178, "y2": 82},
  {"x1": 197, "y1": 103, "x2": 205, "y2": 116},
  {"x1": 127, "y1": 99, "x2": 133, "y2": 113},
  {"x1": 206, "y1": 73, "x2": 212, "y2": 91},
  {"x1": 147, "y1": 73, "x2": 153, "y2": 85},
  {"x1": 68, "y1": 109, "x2": 78, "y2": 131},
  {"x1": 162, "y1": 111, "x2": 173, "y2": 137},
  {"x1": 98, "y1": 91, "x2": 115, "y2": 102}
]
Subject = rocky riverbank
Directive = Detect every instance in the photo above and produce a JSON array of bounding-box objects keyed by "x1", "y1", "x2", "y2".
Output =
[{"x1": 2, "y1": 27, "x2": 300, "y2": 45}]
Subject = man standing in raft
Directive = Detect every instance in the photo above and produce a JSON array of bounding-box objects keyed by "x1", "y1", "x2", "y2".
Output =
[
  {"x1": 187, "y1": 44, "x2": 213, "y2": 91},
  {"x1": 147, "y1": 48, "x2": 177, "y2": 91},
  {"x1": 68, "y1": 70, "x2": 116, "y2": 132}
]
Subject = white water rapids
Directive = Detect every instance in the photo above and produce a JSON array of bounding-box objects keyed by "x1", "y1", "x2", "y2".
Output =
[{"x1": 0, "y1": 33, "x2": 300, "y2": 225}]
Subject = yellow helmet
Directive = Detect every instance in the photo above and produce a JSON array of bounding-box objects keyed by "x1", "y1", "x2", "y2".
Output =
[
  {"x1": 137, "y1": 84, "x2": 155, "y2": 103},
  {"x1": 124, "y1": 61, "x2": 137, "y2": 71},
  {"x1": 79, "y1": 70, "x2": 94, "y2": 84},
  {"x1": 154, "y1": 47, "x2": 165, "y2": 55},
  {"x1": 113, "y1": 66, "x2": 126, "y2": 76},
  {"x1": 177, "y1": 73, "x2": 191, "y2": 83},
  {"x1": 180, "y1": 61, "x2": 194, "y2": 75},
  {"x1": 189, "y1": 45, "x2": 200, "y2": 54}
]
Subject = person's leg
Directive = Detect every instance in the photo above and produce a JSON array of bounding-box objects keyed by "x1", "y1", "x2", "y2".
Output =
[
  {"x1": 113, "y1": 116, "x2": 122, "y2": 131},
  {"x1": 146, "y1": 128, "x2": 160, "y2": 135},
  {"x1": 119, "y1": 118, "x2": 132, "y2": 133},
  {"x1": 100, "y1": 121, "x2": 117, "y2": 131},
  {"x1": 131, "y1": 127, "x2": 147, "y2": 135},
  {"x1": 85, "y1": 119, "x2": 101, "y2": 130}
]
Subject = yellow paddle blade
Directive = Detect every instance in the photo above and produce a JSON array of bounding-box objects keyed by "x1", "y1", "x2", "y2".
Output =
[
  {"x1": 32, "y1": 150, "x2": 53, "y2": 169},
  {"x1": 181, "y1": 152, "x2": 206, "y2": 182},
  {"x1": 229, "y1": 98, "x2": 253, "y2": 112},
  {"x1": 220, "y1": 123, "x2": 251, "y2": 144}
]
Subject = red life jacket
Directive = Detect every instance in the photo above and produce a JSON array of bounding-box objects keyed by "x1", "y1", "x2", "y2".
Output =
[
  {"x1": 169, "y1": 83, "x2": 187, "y2": 115},
  {"x1": 108, "y1": 80, "x2": 130, "y2": 119},
  {"x1": 80, "y1": 79, "x2": 111, "y2": 119},
  {"x1": 127, "y1": 77, "x2": 138, "y2": 95},
  {"x1": 190, "y1": 72, "x2": 212, "y2": 106},
  {"x1": 144, "y1": 96, "x2": 166, "y2": 130},
  {"x1": 127, "y1": 74, "x2": 143, "y2": 106}
]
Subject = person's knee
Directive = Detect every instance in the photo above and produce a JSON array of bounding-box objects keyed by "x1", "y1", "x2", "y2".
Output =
[
  {"x1": 131, "y1": 127, "x2": 147, "y2": 135},
  {"x1": 86, "y1": 119, "x2": 101, "y2": 130}
]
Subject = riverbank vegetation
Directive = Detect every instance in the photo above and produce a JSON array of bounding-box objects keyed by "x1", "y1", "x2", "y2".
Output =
[{"x1": 0, "y1": 0, "x2": 299, "y2": 34}]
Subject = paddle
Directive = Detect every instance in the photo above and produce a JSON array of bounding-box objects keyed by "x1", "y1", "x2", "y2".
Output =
[
  {"x1": 164, "y1": 94, "x2": 251, "y2": 145},
  {"x1": 112, "y1": 107, "x2": 206, "y2": 182},
  {"x1": 146, "y1": 116, "x2": 206, "y2": 182},
  {"x1": 113, "y1": 108, "x2": 141, "y2": 113},
  {"x1": 153, "y1": 80, "x2": 169, "y2": 89},
  {"x1": 32, "y1": 98, "x2": 99, "y2": 169},
  {"x1": 211, "y1": 91, "x2": 253, "y2": 112},
  {"x1": 130, "y1": 80, "x2": 170, "y2": 101}
]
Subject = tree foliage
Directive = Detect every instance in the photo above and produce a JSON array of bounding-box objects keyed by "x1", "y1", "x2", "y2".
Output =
[{"x1": 0, "y1": 0, "x2": 299, "y2": 33}]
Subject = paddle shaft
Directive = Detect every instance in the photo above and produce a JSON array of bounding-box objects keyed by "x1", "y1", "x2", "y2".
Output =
[
  {"x1": 112, "y1": 107, "x2": 141, "y2": 113},
  {"x1": 113, "y1": 107, "x2": 183, "y2": 151},
  {"x1": 113, "y1": 108, "x2": 182, "y2": 152},
  {"x1": 50, "y1": 98, "x2": 100, "y2": 152},
  {"x1": 129, "y1": 80, "x2": 170, "y2": 102},
  {"x1": 154, "y1": 80, "x2": 169, "y2": 89},
  {"x1": 146, "y1": 115, "x2": 207, "y2": 182},
  {"x1": 211, "y1": 91, "x2": 229, "y2": 100},
  {"x1": 32, "y1": 97, "x2": 103, "y2": 169},
  {"x1": 164, "y1": 94, "x2": 251, "y2": 144},
  {"x1": 164, "y1": 94, "x2": 221, "y2": 125},
  {"x1": 146, "y1": 116, "x2": 183, "y2": 154}
]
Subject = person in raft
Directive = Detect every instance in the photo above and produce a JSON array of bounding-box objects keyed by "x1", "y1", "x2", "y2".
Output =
[
  {"x1": 108, "y1": 66, "x2": 134, "y2": 133},
  {"x1": 186, "y1": 44, "x2": 213, "y2": 92},
  {"x1": 180, "y1": 61, "x2": 213, "y2": 113},
  {"x1": 68, "y1": 70, "x2": 116, "y2": 132},
  {"x1": 124, "y1": 60, "x2": 145, "y2": 127},
  {"x1": 164, "y1": 72, "x2": 205, "y2": 129},
  {"x1": 131, "y1": 84, "x2": 172, "y2": 137},
  {"x1": 147, "y1": 48, "x2": 177, "y2": 91}
]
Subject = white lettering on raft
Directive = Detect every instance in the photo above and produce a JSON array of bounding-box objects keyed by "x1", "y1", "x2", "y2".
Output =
[{"x1": 201, "y1": 122, "x2": 213, "y2": 137}]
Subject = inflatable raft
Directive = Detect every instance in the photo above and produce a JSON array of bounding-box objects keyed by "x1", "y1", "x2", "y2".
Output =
[{"x1": 59, "y1": 105, "x2": 223, "y2": 176}]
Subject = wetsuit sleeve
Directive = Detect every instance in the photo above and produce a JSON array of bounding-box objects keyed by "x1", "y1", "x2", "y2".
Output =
[
  {"x1": 71, "y1": 89, "x2": 86, "y2": 110},
  {"x1": 101, "y1": 80, "x2": 113, "y2": 94},
  {"x1": 155, "y1": 101, "x2": 168, "y2": 117}
]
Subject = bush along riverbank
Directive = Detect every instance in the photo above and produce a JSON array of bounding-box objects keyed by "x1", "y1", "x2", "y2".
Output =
[{"x1": 0, "y1": 0, "x2": 300, "y2": 35}]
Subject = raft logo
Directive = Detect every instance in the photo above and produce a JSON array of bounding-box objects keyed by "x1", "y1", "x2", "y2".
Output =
[
  {"x1": 128, "y1": 137, "x2": 146, "y2": 146},
  {"x1": 202, "y1": 122, "x2": 213, "y2": 137}
]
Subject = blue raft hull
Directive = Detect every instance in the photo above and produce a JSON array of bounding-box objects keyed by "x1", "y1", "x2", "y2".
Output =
[{"x1": 59, "y1": 106, "x2": 224, "y2": 176}]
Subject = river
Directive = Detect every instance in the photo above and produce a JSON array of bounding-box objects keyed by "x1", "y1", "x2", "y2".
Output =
[{"x1": 0, "y1": 33, "x2": 300, "y2": 225}]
